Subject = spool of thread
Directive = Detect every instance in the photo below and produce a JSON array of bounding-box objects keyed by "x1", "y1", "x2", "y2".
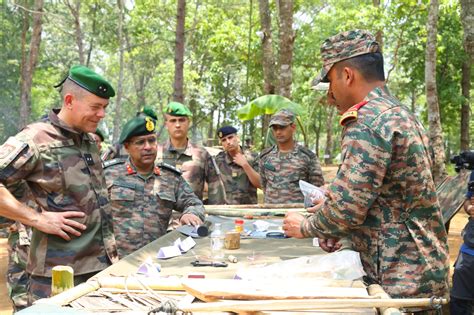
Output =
[
  {"x1": 224, "y1": 231, "x2": 240, "y2": 250},
  {"x1": 228, "y1": 255, "x2": 238, "y2": 263}
]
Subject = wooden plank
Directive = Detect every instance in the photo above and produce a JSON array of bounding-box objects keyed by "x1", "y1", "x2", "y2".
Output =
[{"x1": 181, "y1": 279, "x2": 370, "y2": 302}]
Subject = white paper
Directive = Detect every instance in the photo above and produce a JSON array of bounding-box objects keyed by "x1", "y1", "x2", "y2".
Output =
[
  {"x1": 137, "y1": 257, "x2": 161, "y2": 276},
  {"x1": 253, "y1": 220, "x2": 270, "y2": 232},
  {"x1": 177, "y1": 236, "x2": 196, "y2": 253},
  {"x1": 157, "y1": 245, "x2": 182, "y2": 259}
]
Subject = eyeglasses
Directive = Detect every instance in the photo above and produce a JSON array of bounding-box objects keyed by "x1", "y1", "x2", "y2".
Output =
[{"x1": 129, "y1": 137, "x2": 157, "y2": 147}]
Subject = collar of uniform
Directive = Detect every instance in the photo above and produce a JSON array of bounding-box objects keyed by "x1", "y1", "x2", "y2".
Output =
[
  {"x1": 49, "y1": 109, "x2": 83, "y2": 136},
  {"x1": 364, "y1": 84, "x2": 392, "y2": 104},
  {"x1": 276, "y1": 143, "x2": 298, "y2": 156},
  {"x1": 224, "y1": 146, "x2": 243, "y2": 165},
  {"x1": 124, "y1": 158, "x2": 160, "y2": 176},
  {"x1": 166, "y1": 138, "x2": 193, "y2": 157}
]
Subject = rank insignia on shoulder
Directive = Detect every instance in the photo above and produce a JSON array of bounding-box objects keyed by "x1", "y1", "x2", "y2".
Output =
[{"x1": 339, "y1": 110, "x2": 358, "y2": 126}]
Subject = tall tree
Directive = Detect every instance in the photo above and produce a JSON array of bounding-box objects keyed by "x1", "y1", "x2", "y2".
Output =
[
  {"x1": 173, "y1": 0, "x2": 185, "y2": 103},
  {"x1": 65, "y1": 0, "x2": 85, "y2": 64},
  {"x1": 19, "y1": 0, "x2": 43, "y2": 129},
  {"x1": 460, "y1": 0, "x2": 473, "y2": 150},
  {"x1": 277, "y1": 0, "x2": 294, "y2": 98},
  {"x1": 425, "y1": 0, "x2": 447, "y2": 184},
  {"x1": 113, "y1": 0, "x2": 125, "y2": 142}
]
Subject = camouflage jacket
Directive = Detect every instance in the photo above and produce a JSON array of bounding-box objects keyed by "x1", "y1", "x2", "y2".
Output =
[
  {"x1": 302, "y1": 86, "x2": 449, "y2": 298},
  {"x1": 0, "y1": 109, "x2": 118, "y2": 277},
  {"x1": 214, "y1": 149, "x2": 258, "y2": 204},
  {"x1": 104, "y1": 158, "x2": 205, "y2": 258},
  {"x1": 156, "y1": 139, "x2": 224, "y2": 204},
  {"x1": 259, "y1": 144, "x2": 324, "y2": 204}
]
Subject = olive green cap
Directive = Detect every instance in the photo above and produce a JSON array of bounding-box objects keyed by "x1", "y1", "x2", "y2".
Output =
[
  {"x1": 163, "y1": 102, "x2": 192, "y2": 117},
  {"x1": 119, "y1": 115, "x2": 156, "y2": 144},
  {"x1": 56, "y1": 65, "x2": 115, "y2": 98},
  {"x1": 94, "y1": 128, "x2": 105, "y2": 141}
]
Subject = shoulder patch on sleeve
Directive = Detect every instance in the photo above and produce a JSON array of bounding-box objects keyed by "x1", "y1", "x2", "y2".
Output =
[
  {"x1": 298, "y1": 146, "x2": 316, "y2": 158},
  {"x1": 0, "y1": 137, "x2": 29, "y2": 169},
  {"x1": 159, "y1": 162, "x2": 182, "y2": 175},
  {"x1": 103, "y1": 158, "x2": 125, "y2": 169}
]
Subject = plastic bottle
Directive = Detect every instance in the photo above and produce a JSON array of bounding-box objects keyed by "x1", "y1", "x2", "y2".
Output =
[
  {"x1": 234, "y1": 219, "x2": 244, "y2": 233},
  {"x1": 210, "y1": 223, "x2": 225, "y2": 261}
]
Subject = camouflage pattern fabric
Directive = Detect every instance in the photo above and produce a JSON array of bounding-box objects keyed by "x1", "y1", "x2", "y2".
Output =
[
  {"x1": 101, "y1": 143, "x2": 128, "y2": 161},
  {"x1": 214, "y1": 149, "x2": 258, "y2": 204},
  {"x1": 0, "y1": 109, "x2": 118, "y2": 278},
  {"x1": 259, "y1": 144, "x2": 324, "y2": 204},
  {"x1": 156, "y1": 139, "x2": 225, "y2": 204},
  {"x1": 302, "y1": 86, "x2": 449, "y2": 298},
  {"x1": 7, "y1": 223, "x2": 30, "y2": 311},
  {"x1": 104, "y1": 158, "x2": 205, "y2": 258}
]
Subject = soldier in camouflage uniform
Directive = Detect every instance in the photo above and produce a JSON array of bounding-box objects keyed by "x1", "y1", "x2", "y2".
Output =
[
  {"x1": 283, "y1": 30, "x2": 449, "y2": 301},
  {"x1": 0, "y1": 65, "x2": 118, "y2": 304},
  {"x1": 259, "y1": 109, "x2": 324, "y2": 204},
  {"x1": 214, "y1": 126, "x2": 261, "y2": 204},
  {"x1": 156, "y1": 102, "x2": 224, "y2": 204},
  {"x1": 104, "y1": 113, "x2": 205, "y2": 258}
]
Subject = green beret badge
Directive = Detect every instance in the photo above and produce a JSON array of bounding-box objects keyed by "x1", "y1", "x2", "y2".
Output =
[{"x1": 145, "y1": 116, "x2": 155, "y2": 132}]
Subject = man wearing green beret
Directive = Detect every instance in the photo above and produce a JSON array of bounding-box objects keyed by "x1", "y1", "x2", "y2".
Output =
[
  {"x1": 103, "y1": 114, "x2": 205, "y2": 258},
  {"x1": 215, "y1": 126, "x2": 261, "y2": 204},
  {"x1": 0, "y1": 65, "x2": 118, "y2": 304},
  {"x1": 157, "y1": 102, "x2": 225, "y2": 204},
  {"x1": 283, "y1": 30, "x2": 449, "y2": 303}
]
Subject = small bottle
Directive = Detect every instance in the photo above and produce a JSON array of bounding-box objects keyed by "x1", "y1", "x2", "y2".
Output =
[
  {"x1": 234, "y1": 219, "x2": 244, "y2": 233},
  {"x1": 210, "y1": 223, "x2": 225, "y2": 261}
]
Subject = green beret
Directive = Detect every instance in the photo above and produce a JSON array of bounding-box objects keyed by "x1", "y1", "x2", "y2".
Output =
[
  {"x1": 163, "y1": 102, "x2": 192, "y2": 117},
  {"x1": 119, "y1": 116, "x2": 156, "y2": 144},
  {"x1": 95, "y1": 128, "x2": 105, "y2": 141},
  {"x1": 56, "y1": 65, "x2": 115, "y2": 99}
]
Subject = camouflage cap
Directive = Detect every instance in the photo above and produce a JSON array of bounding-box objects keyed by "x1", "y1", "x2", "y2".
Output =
[
  {"x1": 217, "y1": 126, "x2": 238, "y2": 139},
  {"x1": 269, "y1": 109, "x2": 296, "y2": 127},
  {"x1": 119, "y1": 115, "x2": 156, "y2": 144},
  {"x1": 312, "y1": 30, "x2": 380, "y2": 87},
  {"x1": 164, "y1": 102, "x2": 192, "y2": 117},
  {"x1": 55, "y1": 65, "x2": 116, "y2": 98}
]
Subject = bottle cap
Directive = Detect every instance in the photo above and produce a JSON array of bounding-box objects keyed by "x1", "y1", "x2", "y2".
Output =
[{"x1": 235, "y1": 219, "x2": 244, "y2": 224}]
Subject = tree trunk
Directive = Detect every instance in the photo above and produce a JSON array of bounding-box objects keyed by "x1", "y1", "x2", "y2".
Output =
[
  {"x1": 112, "y1": 0, "x2": 125, "y2": 142},
  {"x1": 277, "y1": 0, "x2": 294, "y2": 98},
  {"x1": 460, "y1": 0, "x2": 473, "y2": 150},
  {"x1": 372, "y1": 0, "x2": 383, "y2": 52},
  {"x1": 258, "y1": 0, "x2": 276, "y2": 95},
  {"x1": 460, "y1": 61, "x2": 471, "y2": 151},
  {"x1": 86, "y1": 1, "x2": 98, "y2": 67},
  {"x1": 173, "y1": 0, "x2": 186, "y2": 103},
  {"x1": 324, "y1": 106, "x2": 335, "y2": 165},
  {"x1": 65, "y1": 0, "x2": 84, "y2": 64},
  {"x1": 425, "y1": 0, "x2": 447, "y2": 185},
  {"x1": 19, "y1": 0, "x2": 43, "y2": 129}
]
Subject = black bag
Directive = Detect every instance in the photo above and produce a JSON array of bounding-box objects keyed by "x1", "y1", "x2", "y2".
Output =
[{"x1": 463, "y1": 218, "x2": 474, "y2": 248}]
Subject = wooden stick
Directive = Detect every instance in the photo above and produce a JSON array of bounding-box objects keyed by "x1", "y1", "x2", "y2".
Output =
[
  {"x1": 97, "y1": 276, "x2": 184, "y2": 291},
  {"x1": 35, "y1": 280, "x2": 100, "y2": 306},
  {"x1": 180, "y1": 297, "x2": 448, "y2": 312},
  {"x1": 205, "y1": 203, "x2": 305, "y2": 209},
  {"x1": 367, "y1": 284, "x2": 402, "y2": 315},
  {"x1": 51, "y1": 266, "x2": 74, "y2": 296}
]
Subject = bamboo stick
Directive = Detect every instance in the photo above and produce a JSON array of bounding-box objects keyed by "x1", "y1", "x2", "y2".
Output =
[
  {"x1": 98, "y1": 276, "x2": 184, "y2": 291},
  {"x1": 180, "y1": 297, "x2": 448, "y2": 312},
  {"x1": 51, "y1": 265, "x2": 74, "y2": 296},
  {"x1": 35, "y1": 280, "x2": 100, "y2": 306},
  {"x1": 367, "y1": 284, "x2": 401, "y2": 315},
  {"x1": 205, "y1": 204, "x2": 305, "y2": 209}
]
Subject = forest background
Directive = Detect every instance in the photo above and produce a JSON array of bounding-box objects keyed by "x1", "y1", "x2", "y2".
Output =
[{"x1": 0, "y1": 0, "x2": 472, "y2": 183}]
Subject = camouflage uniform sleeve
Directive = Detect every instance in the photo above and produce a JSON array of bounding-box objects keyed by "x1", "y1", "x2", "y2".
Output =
[
  {"x1": 175, "y1": 176, "x2": 205, "y2": 221},
  {"x1": 308, "y1": 153, "x2": 325, "y2": 187},
  {"x1": 0, "y1": 136, "x2": 37, "y2": 186},
  {"x1": 258, "y1": 155, "x2": 267, "y2": 190},
  {"x1": 205, "y1": 153, "x2": 225, "y2": 205},
  {"x1": 302, "y1": 125, "x2": 391, "y2": 238}
]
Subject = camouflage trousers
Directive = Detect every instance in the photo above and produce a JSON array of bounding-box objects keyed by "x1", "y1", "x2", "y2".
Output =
[
  {"x1": 7, "y1": 231, "x2": 29, "y2": 312},
  {"x1": 28, "y1": 271, "x2": 99, "y2": 305}
]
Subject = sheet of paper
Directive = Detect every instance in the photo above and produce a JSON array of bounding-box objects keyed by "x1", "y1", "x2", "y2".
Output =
[{"x1": 157, "y1": 245, "x2": 182, "y2": 259}]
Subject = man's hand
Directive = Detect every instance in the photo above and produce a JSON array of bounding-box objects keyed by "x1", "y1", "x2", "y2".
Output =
[
  {"x1": 180, "y1": 213, "x2": 203, "y2": 226},
  {"x1": 282, "y1": 212, "x2": 305, "y2": 238},
  {"x1": 318, "y1": 238, "x2": 341, "y2": 253},
  {"x1": 33, "y1": 211, "x2": 86, "y2": 241},
  {"x1": 232, "y1": 152, "x2": 249, "y2": 168}
]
